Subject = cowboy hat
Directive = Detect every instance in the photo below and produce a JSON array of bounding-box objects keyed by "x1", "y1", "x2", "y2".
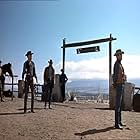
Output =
[
  {"x1": 25, "y1": 51, "x2": 33, "y2": 56},
  {"x1": 114, "y1": 49, "x2": 124, "y2": 56}
]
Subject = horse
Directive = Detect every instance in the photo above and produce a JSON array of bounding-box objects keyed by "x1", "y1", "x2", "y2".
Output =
[{"x1": 0, "y1": 63, "x2": 13, "y2": 102}]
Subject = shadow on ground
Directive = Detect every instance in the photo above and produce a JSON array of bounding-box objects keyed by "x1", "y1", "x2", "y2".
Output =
[
  {"x1": 95, "y1": 107, "x2": 112, "y2": 110},
  {"x1": 75, "y1": 126, "x2": 115, "y2": 136},
  {"x1": 17, "y1": 107, "x2": 43, "y2": 111},
  {"x1": 0, "y1": 112, "x2": 24, "y2": 116}
]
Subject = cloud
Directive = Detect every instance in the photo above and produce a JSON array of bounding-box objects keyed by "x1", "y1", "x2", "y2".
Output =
[
  {"x1": 55, "y1": 54, "x2": 140, "y2": 80},
  {"x1": 122, "y1": 55, "x2": 140, "y2": 79},
  {"x1": 65, "y1": 58, "x2": 109, "y2": 79}
]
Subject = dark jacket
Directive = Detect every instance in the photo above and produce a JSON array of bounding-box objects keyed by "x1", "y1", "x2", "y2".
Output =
[
  {"x1": 22, "y1": 60, "x2": 37, "y2": 80},
  {"x1": 44, "y1": 66, "x2": 55, "y2": 86},
  {"x1": 113, "y1": 60, "x2": 125, "y2": 85},
  {"x1": 60, "y1": 73, "x2": 68, "y2": 85}
]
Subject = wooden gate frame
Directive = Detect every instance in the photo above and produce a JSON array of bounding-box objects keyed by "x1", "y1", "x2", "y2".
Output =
[{"x1": 61, "y1": 34, "x2": 116, "y2": 96}]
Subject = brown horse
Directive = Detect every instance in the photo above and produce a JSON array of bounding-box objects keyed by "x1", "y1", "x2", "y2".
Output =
[{"x1": 0, "y1": 63, "x2": 13, "y2": 102}]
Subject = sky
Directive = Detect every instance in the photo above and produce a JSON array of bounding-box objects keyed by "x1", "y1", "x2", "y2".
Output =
[{"x1": 0, "y1": 0, "x2": 140, "y2": 84}]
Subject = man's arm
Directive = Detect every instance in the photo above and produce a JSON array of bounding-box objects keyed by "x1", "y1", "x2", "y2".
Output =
[
  {"x1": 43, "y1": 67, "x2": 47, "y2": 84},
  {"x1": 113, "y1": 62, "x2": 119, "y2": 86},
  {"x1": 22, "y1": 62, "x2": 26, "y2": 80},
  {"x1": 65, "y1": 74, "x2": 68, "y2": 82},
  {"x1": 33, "y1": 63, "x2": 38, "y2": 83},
  {"x1": 53, "y1": 68, "x2": 55, "y2": 85}
]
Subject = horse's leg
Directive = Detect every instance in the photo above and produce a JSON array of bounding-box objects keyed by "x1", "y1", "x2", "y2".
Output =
[{"x1": 0, "y1": 81, "x2": 4, "y2": 102}]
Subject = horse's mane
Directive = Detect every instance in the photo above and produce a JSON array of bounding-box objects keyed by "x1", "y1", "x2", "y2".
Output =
[{"x1": 2, "y1": 63, "x2": 11, "y2": 68}]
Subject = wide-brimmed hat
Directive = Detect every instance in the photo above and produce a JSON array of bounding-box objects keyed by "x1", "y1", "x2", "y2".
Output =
[
  {"x1": 48, "y1": 59, "x2": 53, "y2": 64},
  {"x1": 114, "y1": 49, "x2": 124, "y2": 56},
  {"x1": 7, "y1": 63, "x2": 11, "y2": 67},
  {"x1": 25, "y1": 51, "x2": 33, "y2": 56}
]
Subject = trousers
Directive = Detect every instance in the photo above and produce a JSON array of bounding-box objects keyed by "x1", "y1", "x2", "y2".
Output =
[
  {"x1": 44, "y1": 82, "x2": 53, "y2": 108},
  {"x1": 115, "y1": 84, "x2": 124, "y2": 126},
  {"x1": 24, "y1": 77, "x2": 34, "y2": 112},
  {"x1": 60, "y1": 84, "x2": 65, "y2": 102}
]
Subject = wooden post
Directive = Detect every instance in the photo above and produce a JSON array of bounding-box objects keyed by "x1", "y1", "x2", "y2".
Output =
[
  {"x1": 11, "y1": 76, "x2": 14, "y2": 100},
  {"x1": 62, "y1": 38, "x2": 66, "y2": 73},
  {"x1": 109, "y1": 34, "x2": 112, "y2": 100}
]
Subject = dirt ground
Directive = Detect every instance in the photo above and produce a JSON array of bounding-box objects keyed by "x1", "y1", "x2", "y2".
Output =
[{"x1": 0, "y1": 97, "x2": 140, "y2": 140}]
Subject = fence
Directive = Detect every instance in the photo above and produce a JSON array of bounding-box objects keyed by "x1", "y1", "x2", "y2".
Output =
[{"x1": 4, "y1": 82, "x2": 43, "y2": 99}]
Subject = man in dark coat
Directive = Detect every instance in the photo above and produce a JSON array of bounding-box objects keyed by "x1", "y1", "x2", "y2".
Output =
[
  {"x1": 113, "y1": 49, "x2": 126, "y2": 129},
  {"x1": 22, "y1": 51, "x2": 38, "y2": 113},
  {"x1": 60, "y1": 69, "x2": 68, "y2": 102},
  {"x1": 43, "y1": 59, "x2": 55, "y2": 109}
]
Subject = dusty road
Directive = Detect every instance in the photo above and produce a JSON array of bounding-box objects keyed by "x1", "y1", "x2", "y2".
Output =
[{"x1": 0, "y1": 98, "x2": 140, "y2": 140}]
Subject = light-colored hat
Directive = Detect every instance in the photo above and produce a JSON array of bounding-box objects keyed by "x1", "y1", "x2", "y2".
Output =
[{"x1": 114, "y1": 49, "x2": 124, "y2": 56}]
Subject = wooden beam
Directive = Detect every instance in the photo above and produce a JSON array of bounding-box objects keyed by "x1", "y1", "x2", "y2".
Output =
[
  {"x1": 5, "y1": 74, "x2": 18, "y2": 77},
  {"x1": 62, "y1": 37, "x2": 116, "y2": 48}
]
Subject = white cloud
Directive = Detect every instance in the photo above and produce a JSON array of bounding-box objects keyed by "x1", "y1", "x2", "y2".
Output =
[
  {"x1": 122, "y1": 55, "x2": 140, "y2": 79},
  {"x1": 55, "y1": 54, "x2": 140, "y2": 80},
  {"x1": 65, "y1": 58, "x2": 109, "y2": 79}
]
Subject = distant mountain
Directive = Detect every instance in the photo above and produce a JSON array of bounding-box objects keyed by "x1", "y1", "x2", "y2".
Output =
[
  {"x1": 66, "y1": 79, "x2": 109, "y2": 95},
  {"x1": 66, "y1": 78, "x2": 140, "y2": 96},
  {"x1": 128, "y1": 78, "x2": 140, "y2": 87},
  {"x1": 4, "y1": 78, "x2": 140, "y2": 97}
]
